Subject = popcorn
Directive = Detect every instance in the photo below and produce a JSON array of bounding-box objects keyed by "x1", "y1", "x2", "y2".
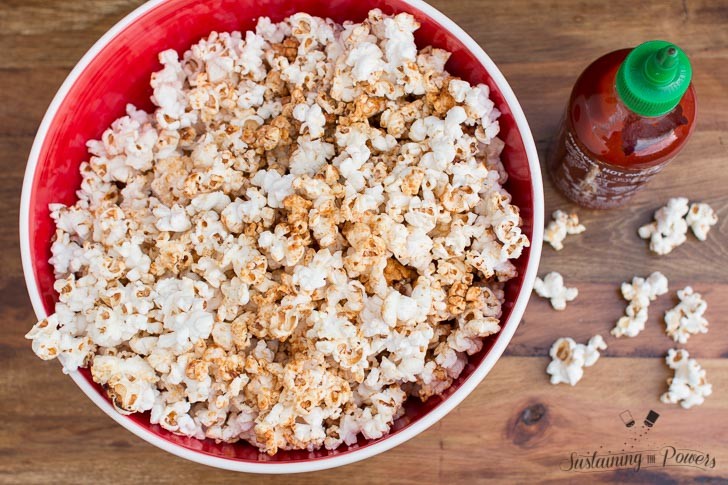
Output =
[
  {"x1": 221, "y1": 188, "x2": 271, "y2": 233},
  {"x1": 640, "y1": 199, "x2": 718, "y2": 254},
  {"x1": 27, "y1": 10, "x2": 527, "y2": 455},
  {"x1": 151, "y1": 399, "x2": 201, "y2": 436},
  {"x1": 293, "y1": 103, "x2": 326, "y2": 139},
  {"x1": 660, "y1": 349, "x2": 712, "y2": 409},
  {"x1": 25, "y1": 315, "x2": 63, "y2": 361},
  {"x1": 87, "y1": 306, "x2": 148, "y2": 348},
  {"x1": 292, "y1": 249, "x2": 343, "y2": 292},
  {"x1": 87, "y1": 105, "x2": 158, "y2": 180},
  {"x1": 151, "y1": 50, "x2": 194, "y2": 130},
  {"x1": 611, "y1": 272, "x2": 668, "y2": 338},
  {"x1": 154, "y1": 203, "x2": 192, "y2": 232},
  {"x1": 664, "y1": 286, "x2": 709, "y2": 344},
  {"x1": 251, "y1": 169, "x2": 295, "y2": 209},
  {"x1": 544, "y1": 210, "x2": 585, "y2": 250},
  {"x1": 50, "y1": 203, "x2": 91, "y2": 240},
  {"x1": 346, "y1": 42, "x2": 386, "y2": 82},
  {"x1": 638, "y1": 197, "x2": 689, "y2": 255},
  {"x1": 115, "y1": 238, "x2": 152, "y2": 282},
  {"x1": 533, "y1": 272, "x2": 578, "y2": 311},
  {"x1": 448, "y1": 79, "x2": 470, "y2": 103},
  {"x1": 546, "y1": 335, "x2": 606, "y2": 386},
  {"x1": 189, "y1": 191, "x2": 232, "y2": 213},
  {"x1": 289, "y1": 139, "x2": 335, "y2": 176},
  {"x1": 91, "y1": 354, "x2": 159, "y2": 414},
  {"x1": 686, "y1": 202, "x2": 718, "y2": 241}
]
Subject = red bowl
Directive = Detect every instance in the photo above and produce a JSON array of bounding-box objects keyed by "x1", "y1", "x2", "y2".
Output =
[{"x1": 20, "y1": 0, "x2": 543, "y2": 473}]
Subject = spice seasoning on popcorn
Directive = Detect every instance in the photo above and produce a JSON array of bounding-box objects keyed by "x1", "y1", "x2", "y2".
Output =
[{"x1": 26, "y1": 10, "x2": 529, "y2": 455}]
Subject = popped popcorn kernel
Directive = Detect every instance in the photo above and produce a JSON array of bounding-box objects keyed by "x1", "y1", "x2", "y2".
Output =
[
  {"x1": 546, "y1": 335, "x2": 606, "y2": 386},
  {"x1": 611, "y1": 271, "x2": 668, "y2": 338},
  {"x1": 664, "y1": 286, "x2": 709, "y2": 344},
  {"x1": 686, "y1": 202, "x2": 718, "y2": 241},
  {"x1": 533, "y1": 272, "x2": 578, "y2": 311},
  {"x1": 661, "y1": 349, "x2": 712, "y2": 409},
  {"x1": 544, "y1": 210, "x2": 585, "y2": 251},
  {"x1": 638, "y1": 197, "x2": 689, "y2": 255}
]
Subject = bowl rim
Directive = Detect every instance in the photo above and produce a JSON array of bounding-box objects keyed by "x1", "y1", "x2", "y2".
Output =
[{"x1": 19, "y1": 0, "x2": 544, "y2": 474}]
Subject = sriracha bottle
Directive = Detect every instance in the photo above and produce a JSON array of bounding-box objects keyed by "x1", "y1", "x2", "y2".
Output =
[{"x1": 548, "y1": 40, "x2": 696, "y2": 209}]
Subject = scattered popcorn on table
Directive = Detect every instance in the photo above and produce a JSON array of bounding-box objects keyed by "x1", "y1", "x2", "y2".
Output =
[
  {"x1": 533, "y1": 272, "x2": 578, "y2": 310},
  {"x1": 664, "y1": 286, "x2": 709, "y2": 344},
  {"x1": 660, "y1": 349, "x2": 712, "y2": 409},
  {"x1": 546, "y1": 335, "x2": 606, "y2": 386},
  {"x1": 638, "y1": 197, "x2": 689, "y2": 255},
  {"x1": 543, "y1": 210, "x2": 585, "y2": 251},
  {"x1": 25, "y1": 10, "x2": 529, "y2": 455},
  {"x1": 611, "y1": 271, "x2": 668, "y2": 338},
  {"x1": 685, "y1": 202, "x2": 718, "y2": 241}
]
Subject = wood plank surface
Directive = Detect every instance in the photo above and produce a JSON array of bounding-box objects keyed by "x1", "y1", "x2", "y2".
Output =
[{"x1": 1, "y1": 0, "x2": 727, "y2": 483}]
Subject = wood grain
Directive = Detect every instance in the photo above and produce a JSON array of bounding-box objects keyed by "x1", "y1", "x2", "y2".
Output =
[{"x1": 1, "y1": 0, "x2": 727, "y2": 483}]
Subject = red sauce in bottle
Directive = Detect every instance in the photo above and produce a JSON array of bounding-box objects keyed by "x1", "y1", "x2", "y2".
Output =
[{"x1": 548, "y1": 42, "x2": 697, "y2": 209}]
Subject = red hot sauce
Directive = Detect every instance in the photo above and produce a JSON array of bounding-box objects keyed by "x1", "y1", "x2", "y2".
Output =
[{"x1": 548, "y1": 41, "x2": 696, "y2": 209}]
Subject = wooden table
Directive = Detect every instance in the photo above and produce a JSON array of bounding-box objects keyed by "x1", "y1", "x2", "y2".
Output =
[{"x1": 1, "y1": 0, "x2": 727, "y2": 482}]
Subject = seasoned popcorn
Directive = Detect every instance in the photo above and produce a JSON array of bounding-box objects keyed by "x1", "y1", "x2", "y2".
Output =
[
  {"x1": 25, "y1": 10, "x2": 529, "y2": 455},
  {"x1": 546, "y1": 335, "x2": 606, "y2": 386},
  {"x1": 611, "y1": 271, "x2": 668, "y2": 338},
  {"x1": 664, "y1": 286, "x2": 709, "y2": 344},
  {"x1": 533, "y1": 271, "x2": 578, "y2": 311},
  {"x1": 638, "y1": 197, "x2": 689, "y2": 255},
  {"x1": 685, "y1": 202, "x2": 718, "y2": 241},
  {"x1": 543, "y1": 210, "x2": 585, "y2": 251},
  {"x1": 660, "y1": 349, "x2": 712, "y2": 409}
]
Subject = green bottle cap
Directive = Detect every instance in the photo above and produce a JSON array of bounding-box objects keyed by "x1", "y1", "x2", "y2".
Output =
[{"x1": 615, "y1": 40, "x2": 692, "y2": 117}]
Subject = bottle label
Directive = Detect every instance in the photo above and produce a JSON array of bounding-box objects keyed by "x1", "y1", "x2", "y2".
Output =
[{"x1": 554, "y1": 131, "x2": 667, "y2": 208}]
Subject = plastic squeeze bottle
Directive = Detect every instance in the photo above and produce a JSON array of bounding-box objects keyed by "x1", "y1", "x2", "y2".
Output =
[{"x1": 547, "y1": 40, "x2": 696, "y2": 209}]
